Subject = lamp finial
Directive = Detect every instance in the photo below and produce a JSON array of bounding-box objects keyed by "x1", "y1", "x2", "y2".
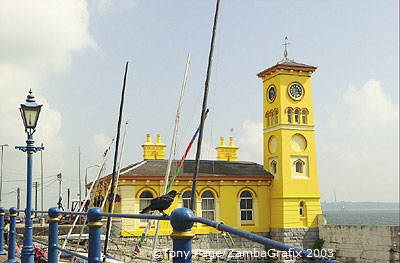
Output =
[{"x1": 26, "y1": 89, "x2": 36, "y2": 103}]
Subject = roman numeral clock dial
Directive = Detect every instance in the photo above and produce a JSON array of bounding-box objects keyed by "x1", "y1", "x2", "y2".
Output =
[{"x1": 288, "y1": 83, "x2": 304, "y2": 100}]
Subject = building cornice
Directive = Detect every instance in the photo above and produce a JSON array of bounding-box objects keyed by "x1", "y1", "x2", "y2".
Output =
[
  {"x1": 271, "y1": 196, "x2": 320, "y2": 200},
  {"x1": 257, "y1": 63, "x2": 317, "y2": 78},
  {"x1": 264, "y1": 124, "x2": 315, "y2": 133}
]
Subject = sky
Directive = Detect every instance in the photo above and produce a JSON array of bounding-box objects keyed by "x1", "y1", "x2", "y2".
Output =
[{"x1": 0, "y1": 0, "x2": 398, "y2": 209}]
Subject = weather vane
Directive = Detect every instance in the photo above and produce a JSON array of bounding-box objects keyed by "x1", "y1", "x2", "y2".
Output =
[{"x1": 283, "y1": 36, "x2": 290, "y2": 60}]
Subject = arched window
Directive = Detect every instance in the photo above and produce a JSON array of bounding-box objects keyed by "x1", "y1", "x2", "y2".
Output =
[
  {"x1": 266, "y1": 112, "x2": 270, "y2": 127},
  {"x1": 295, "y1": 160, "x2": 304, "y2": 173},
  {"x1": 182, "y1": 191, "x2": 192, "y2": 210},
  {"x1": 269, "y1": 112, "x2": 274, "y2": 126},
  {"x1": 240, "y1": 191, "x2": 253, "y2": 221},
  {"x1": 299, "y1": 201, "x2": 305, "y2": 217},
  {"x1": 201, "y1": 190, "x2": 215, "y2": 220},
  {"x1": 294, "y1": 109, "x2": 300, "y2": 123},
  {"x1": 139, "y1": 191, "x2": 153, "y2": 221},
  {"x1": 287, "y1": 108, "x2": 292, "y2": 123},
  {"x1": 274, "y1": 110, "x2": 279, "y2": 124},
  {"x1": 271, "y1": 160, "x2": 277, "y2": 174},
  {"x1": 302, "y1": 109, "x2": 308, "y2": 124}
]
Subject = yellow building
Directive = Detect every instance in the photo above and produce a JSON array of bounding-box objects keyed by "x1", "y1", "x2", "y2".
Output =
[
  {"x1": 93, "y1": 135, "x2": 273, "y2": 237},
  {"x1": 257, "y1": 54, "x2": 322, "y2": 246},
  {"x1": 92, "y1": 52, "x2": 322, "y2": 248}
]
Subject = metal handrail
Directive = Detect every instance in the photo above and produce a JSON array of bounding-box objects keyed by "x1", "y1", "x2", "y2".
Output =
[
  {"x1": 193, "y1": 216, "x2": 340, "y2": 262},
  {"x1": 2, "y1": 207, "x2": 342, "y2": 263},
  {"x1": 99, "y1": 212, "x2": 170, "y2": 220},
  {"x1": 24, "y1": 209, "x2": 171, "y2": 220},
  {"x1": 29, "y1": 235, "x2": 90, "y2": 261}
]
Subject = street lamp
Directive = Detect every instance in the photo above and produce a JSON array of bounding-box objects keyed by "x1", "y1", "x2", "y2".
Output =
[
  {"x1": 16, "y1": 90, "x2": 44, "y2": 263},
  {"x1": 0, "y1": 144, "x2": 9, "y2": 207},
  {"x1": 85, "y1": 164, "x2": 100, "y2": 197}
]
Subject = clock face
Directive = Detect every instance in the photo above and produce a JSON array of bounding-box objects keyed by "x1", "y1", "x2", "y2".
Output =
[
  {"x1": 288, "y1": 83, "x2": 303, "y2": 100},
  {"x1": 267, "y1": 86, "x2": 276, "y2": 102}
]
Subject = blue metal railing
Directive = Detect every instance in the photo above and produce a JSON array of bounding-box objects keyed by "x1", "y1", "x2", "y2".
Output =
[{"x1": 0, "y1": 206, "x2": 341, "y2": 263}]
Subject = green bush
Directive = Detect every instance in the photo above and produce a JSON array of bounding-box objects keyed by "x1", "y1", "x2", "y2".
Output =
[{"x1": 313, "y1": 238, "x2": 324, "y2": 250}]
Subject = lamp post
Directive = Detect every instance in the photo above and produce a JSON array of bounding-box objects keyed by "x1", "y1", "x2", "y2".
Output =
[
  {"x1": 85, "y1": 164, "x2": 99, "y2": 197},
  {"x1": 0, "y1": 144, "x2": 9, "y2": 207},
  {"x1": 16, "y1": 90, "x2": 43, "y2": 263}
]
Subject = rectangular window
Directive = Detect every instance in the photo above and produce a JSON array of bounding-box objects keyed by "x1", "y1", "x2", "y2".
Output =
[
  {"x1": 240, "y1": 197, "x2": 253, "y2": 221},
  {"x1": 240, "y1": 210, "x2": 253, "y2": 221},
  {"x1": 201, "y1": 198, "x2": 215, "y2": 220},
  {"x1": 183, "y1": 198, "x2": 191, "y2": 209}
]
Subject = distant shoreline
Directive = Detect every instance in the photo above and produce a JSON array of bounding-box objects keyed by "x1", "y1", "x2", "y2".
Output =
[
  {"x1": 321, "y1": 201, "x2": 399, "y2": 211},
  {"x1": 323, "y1": 208, "x2": 400, "y2": 212}
]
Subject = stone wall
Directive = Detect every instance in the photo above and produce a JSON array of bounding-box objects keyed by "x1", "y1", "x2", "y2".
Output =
[
  {"x1": 108, "y1": 232, "x2": 269, "y2": 262},
  {"x1": 319, "y1": 223, "x2": 400, "y2": 263},
  {"x1": 270, "y1": 228, "x2": 319, "y2": 249}
]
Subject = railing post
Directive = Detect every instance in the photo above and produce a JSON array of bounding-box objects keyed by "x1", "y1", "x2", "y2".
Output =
[
  {"x1": 47, "y1": 207, "x2": 60, "y2": 263},
  {"x1": 170, "y1": 208, "x2": 195, "y2": 263},
  {"x1": 0, "y1": 207, "x2": 6, "y2": 255},
  {"x1": 7, "y1": 207, "x2": 17, "y2": 263},
  {"x1": 87, "y1": 208, "x2": 102, "y2": 263}
]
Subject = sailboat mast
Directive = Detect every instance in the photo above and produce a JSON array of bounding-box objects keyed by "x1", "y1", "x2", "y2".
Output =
[
  {"x1": 150, "y1": 53, "x2": 191, "y2": 263},
  {"x1": 163, "y1": 53, "x2": 191, "y2": 195},
  {"x1": 103, "y1": 62, "x2": 129, "y2": 261},
  {"x1": 78, "y1": 147, "x2": 82, "y2": 209},
  {"x1": 190, "y1": 0, "x2": 221, "y2": 211},
  {"x1": 40, "y1": 143, "x2": 44, "y2": 218}
]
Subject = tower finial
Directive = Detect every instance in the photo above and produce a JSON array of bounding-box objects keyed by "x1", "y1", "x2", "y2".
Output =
[{"x1": 283, "y1": 36, "x2": 290, "y2": 60}]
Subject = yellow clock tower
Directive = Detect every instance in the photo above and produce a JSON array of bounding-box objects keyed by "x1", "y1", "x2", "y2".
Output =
[{"x1": 257, "y1": 42, "x2": 322, "y2": 247}]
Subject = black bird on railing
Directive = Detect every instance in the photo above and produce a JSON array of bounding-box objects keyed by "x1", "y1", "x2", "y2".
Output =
[{"x1": 139, "y1": 190, "x2": 180, "y2": 215}]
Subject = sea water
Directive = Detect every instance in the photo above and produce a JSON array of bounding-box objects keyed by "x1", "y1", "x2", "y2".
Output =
[{"x1": 324, "y1": 210, "x2": 400, "y2": 225}]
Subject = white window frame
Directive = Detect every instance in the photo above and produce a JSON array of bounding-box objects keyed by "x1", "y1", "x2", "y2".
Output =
[
  {"x1": 201, "y1": 191, "x2": 215, "y2": 221},
  {"x1": 240, "y1": 191, "x2": 253, "y2": 222},
  {"x1": 182, "y1": 191, "x2": 192, "y2": 210}
]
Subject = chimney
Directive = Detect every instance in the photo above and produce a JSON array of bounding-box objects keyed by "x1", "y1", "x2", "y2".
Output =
[
  {"x1": 215, "y1": 137, "x2": 239, "y2": 161},
  {"x1": 142, "y1": 134, "x2": 166, "y2": 160}
]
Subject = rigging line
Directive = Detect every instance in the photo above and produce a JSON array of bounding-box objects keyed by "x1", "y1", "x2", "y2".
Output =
[
  {"x1": 2, "y1": 174, "x2": 60, "y2": 182},
  {"x1": 179, "y1": 79, "x2": 202, "y2": 155},
  {"x1": 98, "y1": 121, "x2": 128, "y2": 256},
  {"x1": 103, "y1": 62, "x2": 129, "y2": 262},
  {"x1": 163, "y1": 53, "x2": 191, "y2": 195},
  {"x1": 190, "y1": 0, "x2": 221, "y2": 211},
  {"x1": 2, "y1": 180, "x2": 56, "y2": 198},
  {"x1": 41, "y1": 179, "x2": 58, "y2": 190},
  {"x1": 2, "y1": 178, "x2": 57, "y2": 193},
  {"x1": 150, "y1": 53, "x2": 191, "y2": 263},
  {"x1": 2, "y1": 170, "x2": 62, "y2": 178},
  {"x1": 100, "y1": 122, "x2": 128, "y2": 210},
  {"x1": 166, "y1": 109, "x2": 209, "y2": 191},
  {"x1": 90, "y1": 138, "x2": 114, "y2": 198},
  {"x1": 58, "y1": 139, "x2": 114, "y2": 259}
]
